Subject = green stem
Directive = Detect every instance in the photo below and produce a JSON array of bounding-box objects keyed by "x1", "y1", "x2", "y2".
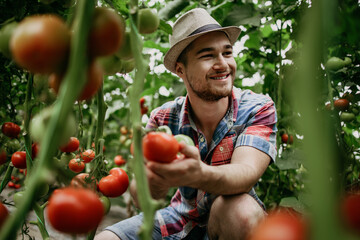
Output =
[
  {"x1": 0, "y1": 164, "x2": 13, "y2": 193},
  {"x1": 94, "y1": 85, "x2": 107, "y2": 155},
  {"x1": 0, "y1": 1, "x2": 96, "y2": 239},
  {"x1": 128, "y1": 9, "x2": 162, "y2": 240},
  {"x1": 24, "y1": 73, "x2": 34, "y2": 176},
  {"x1": 32, "y1": 202, "x2": 50, "y2": 240}
]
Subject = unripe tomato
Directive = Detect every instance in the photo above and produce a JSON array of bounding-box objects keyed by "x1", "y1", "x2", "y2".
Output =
[
  {"x1": 10, "y1": 14, "x2": 70, "y2": 74},
  {"x1": 49, "y1": 60, "x2": 103, "y2": 101},
  {"x1": 29, "y1": 106, "x2": 77, "y2": 146},
  {"x1": 81, "y1": 149, "x2": 95, "y2": 163},
  {"x1": 99, "y1": 195, "x2": 111, "y2": 215},
  {"x1": 11, "y1": 151, "x2": 27, "y2": 169},
  {"x1": 68, "y1": 158, "x2": 85, "y2": 173},
  {"x1": 116, "y1": 31, "x2": 133, "y2": 60},
  {"x1": 341, "y1": 194, "x2": 360, "y2": 235},
  {"x1": 174, "y1": 134, "x2": 195, "y2": 146},
  {"x1": 1, "y1": 122, "x2": 21, "y2": 139},
  {"x1": 88, "y1": 7, "x2": 125, "y2": 57},
  {"x1": 98, "y1": 167, "x2": 129, "y2": 197},
  {"x1": 0, "y1": 21, "x2": 18, "y2": 58},
  {"x1": 334, "y1": 98, "x2": 350, "y2": 111},
  {"x1": 143, "y1": 131, "x2": 180, "y2": 163},
  {"x1": 47, "y1": 187, "x2": 104, "y2": 234},
  {"x1": 59, "y1": 137, "x2": 80, "y2": 153},
  {"x1": 137, "y1": 8, "x2": 160, "y2": 34},
  {"x1": 248, "y1": 208, "x2": 307, "y2": 240},
  {"x1": 0, "y1": 149, "x2": 7, "y2": 165},
  {"x1": 340, "y1": 112, "x2": 355, "y2": 122},
  {"x1": 0, "y1": 202, "x2": 9, "y2": 229},
  {"x1": 13, "y1": 191, "x2": 25, "y2": 207},
  {"x1": 325, "y1": 56, "x2": 352, "y2": 71}
]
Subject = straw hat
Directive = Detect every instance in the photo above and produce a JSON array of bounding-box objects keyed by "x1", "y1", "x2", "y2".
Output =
[{"x1": 163, "y1": 8, "x2": 241, "y2": 73}]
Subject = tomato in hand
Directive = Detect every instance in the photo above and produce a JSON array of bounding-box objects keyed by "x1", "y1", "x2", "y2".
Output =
[
  {"x1": 0, "y1": 202, "x2": 9, "y2": 229},
  {"x1": 80, "y1": 149, "x2": 95, "y2": 163},
  {"x1": 114, "y1": 155, "x2": 126, "y2": 166},
  {"x1": 60, "y1": 137, "x2": 80, "y2": 153},
  {"x1": 248, "y1": 208, "x2": 307, "y2": 240},
  {"x1": 10, "y1": 14, "x2": 70, "y2": 74},
  {"x1": 143, "y1": 131, "x2": 180, "y2": 163},
  {"x1": 11, "y1": 151, "x2": 26, "y2": 169},
  {"x1": 1, "y1": 122, "x2": 21, "y2": 139},
  {"x1": 68, "y1": 158, "x2": 85, "y2": 173},
  {"x1": 47, "y1": 187, "x2": 104, "y2": 234},
  {"x1": 88, "y1": 7, "x2": 125, "y2": 57},
  {"x1": 49, "y1": 60, "x2": 103, "y2": 101},
  {"x1": 98, "y1": 167, "x2": 129, "y2": 197}
]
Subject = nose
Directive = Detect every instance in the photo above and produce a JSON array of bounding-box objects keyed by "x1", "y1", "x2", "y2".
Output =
[{"x1": 213, "y1": 54, "x2": 227, "y2": 70}]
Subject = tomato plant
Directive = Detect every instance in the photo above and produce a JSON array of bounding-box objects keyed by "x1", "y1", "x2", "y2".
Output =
[
  {"x1": 98, "y1": 167, "x2": 129, "y2": 197},
  {"x1": 59, "y1": 137, "x2": 80, "y2": 153},
  {"x1": 88, "y1": 7, "x2": 125, "y2": 57},
  {"x1": 248, "y1": 208, "x2": 307, "y2": 240},
  {"x1": 143, "y1": 131, "x2": 180, "y2": 163},
  {"x1": 1, "y1": 122, "x2": 21, "y2": 139},
  {"x1": 49, "y1": 60, "x2": 103, "y2": 101},
  {"x1": 68, "y1": 158, "x2": 85, "y2": 173},
  {"x1": 114, "y1": 155, "x2": 126, "y2": 166},
  {"x1": 137, "y1": 8, "x2": 160, "y2": 34},
  {"x1": 80, "y1": 149, "x2": 95, "y2": 163},
  {"x1": 0, "y1": 202, "x2": 9, "y2": 229},
  {"x1": 11, "y1": 151, "x2": 26, "y2": 169},
  {"x1": 47, "y1": 187, "x2": 104, "y2": 234},
  {"x1": 10, "y1": 14, "x2": 70, "y2": 74}
]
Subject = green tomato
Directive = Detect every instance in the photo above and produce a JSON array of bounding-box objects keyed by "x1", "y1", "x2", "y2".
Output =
[
  {"x1": 340, "y1": 112, "x2": 355, "y2": 122},
  {"x1": 325, "y1": 56, "x2": 352, "y2": 71},
  {"x1": 157, "y1": 126, "x2": 172, "y2": 135},
  {"x1": 174, "y1": 134, "x2": 195, "y2": 146},
  {"x1": 137, "y1": 8, "x2": 160, "y2": 34},
  {"x1": 100, "y1": 195, "x2": 111, "y2": 215},
  {"x1": 13, "y1": 191, "x2": 25, "y2": 207},
  {"x1": 0, "y1": 21, "x2": 18, "y2": 58},
  {"x1": 98, "y1": 54, "x2": 123, "y2": 75},
  {"x1": 29, "y1": 106, "x2": 77, "y2": 146},
  {"x1": 116, "y1": 32, "x2": 133, "y2": 60}
]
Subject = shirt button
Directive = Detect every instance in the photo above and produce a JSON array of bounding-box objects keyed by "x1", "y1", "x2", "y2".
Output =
[{"x1": 219, "y1": 147, "x2": 224, "y2": 152}]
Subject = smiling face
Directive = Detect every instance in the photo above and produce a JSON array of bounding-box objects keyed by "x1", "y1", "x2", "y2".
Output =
[{"x1": 175, "y1": 31, "x2": 236, "y2": 102}]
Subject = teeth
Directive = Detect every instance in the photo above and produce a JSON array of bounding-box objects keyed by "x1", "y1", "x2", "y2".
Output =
[{"x1": 213, "y1": 75, "x2": 227, "y2": 80}]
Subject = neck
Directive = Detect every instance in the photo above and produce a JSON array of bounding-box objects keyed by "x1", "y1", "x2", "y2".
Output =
[{"x1": 188, "y1": 94, "x2": 231, "y2": 143}]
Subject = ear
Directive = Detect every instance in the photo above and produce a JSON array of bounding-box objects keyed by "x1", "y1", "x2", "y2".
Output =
[{"x1": 175, "y1": 62, "x2": 185, "y2": 77}]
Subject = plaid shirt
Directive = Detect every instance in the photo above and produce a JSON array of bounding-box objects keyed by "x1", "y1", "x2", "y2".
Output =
[{"x1": 146, "y1": 87, "x2": 277, "y2": 239}]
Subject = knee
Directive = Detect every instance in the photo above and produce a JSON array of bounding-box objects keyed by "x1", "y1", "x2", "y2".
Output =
[
  {"x1": 94, "y1": 230, "x2": 121, "y2": 240},
  {"x1": 208, "y1": 194, "x2": 265, "y2": 240}
]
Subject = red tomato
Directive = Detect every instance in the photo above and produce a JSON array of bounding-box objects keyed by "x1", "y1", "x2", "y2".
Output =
[
  {"x1": 334, "y1": 98, "x2": 350, "y2": 111},
  {"x1": 8, "y1": 181, "x2": 15, "y2": 188},
  {"x1": 1, "y1": 122, "x2": 21, "y2": 139},
  {"x1": 98, "y1": 167, "x2": 129, "y2": 197},
  {"x1": 142, "y1": 132, "x2": 180, "y2": 163},
  {"x1": 70, "y1": 173, "x2": 97, "y2": 191},
  {"x1": 0, "y1": 149, "x2": 7, "y2": 165},
  {"x1": 80, "y1": 149, "x2": 95, "y2": 163},
  {"x1": 49, "y1": 60, "x2": 103, "y2": 101},
  {"x1": 0, "y1": 202, "x2": 9, "y2": 229},
  {"x1": 248, "y1": 208, "x2": 307, "y2": 240},
  {"x1": 10, "y1": 14, "x2": 70, "y2": 74},
  {"x1": 114, "y1": 155, "x2": 126, "y2": 166},
  {"x1": 141, "y1": 106, "x2": 148, "y2": 115},
  {"x1": 88, "y1": 7, "x2": 125, "y2": 57},
  {"x1": 139, "y1": 97, "x2": 146, "y2": 107},
  {"x1": 341, "y1": 194, "x2": 360, "y2": 235},
  {"x1": 11, "y1": 151, "x2": 27, "y2": 169},
  {"x1": 47, "y1": 187, "x2": 104, "y2": 234},
  {"x1": 68, "y1": 158, "x2": 85, "y2": 173},
  {"x1": 281, "y1": 133, "x2": 289, "y2": 144},
  {"x1": 31, "y1": 142, "x2": 39, "y2": 159},
  {"x1": 59, "y1": 137, "x2": 80, "y2": 153}
]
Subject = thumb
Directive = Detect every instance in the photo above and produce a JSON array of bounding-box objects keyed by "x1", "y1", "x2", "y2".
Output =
[{"x1": 179, "y1": 142, "x2": 199, "y2": 159}]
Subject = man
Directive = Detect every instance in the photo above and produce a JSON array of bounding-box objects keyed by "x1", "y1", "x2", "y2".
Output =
[{"x1": 96, "y1": 7, "x2": 277, "y2": 240}]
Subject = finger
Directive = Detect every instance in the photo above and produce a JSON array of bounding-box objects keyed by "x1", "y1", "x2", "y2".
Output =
[{"x1": 179, "y1": 142, "x2": 199, "y2": 159}]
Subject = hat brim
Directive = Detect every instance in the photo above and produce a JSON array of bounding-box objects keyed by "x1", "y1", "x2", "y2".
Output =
[{"x1": 164, "y1": 26, "x2": 241, "y2": 73}]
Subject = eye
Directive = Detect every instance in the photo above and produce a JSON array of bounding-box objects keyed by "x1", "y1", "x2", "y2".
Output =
[
  {"x1": 223, "y1": 51, "x2": 233, "y2": 56},
  {"x1": 200, "y1": 54, "x2": 213, "y2": 59}
]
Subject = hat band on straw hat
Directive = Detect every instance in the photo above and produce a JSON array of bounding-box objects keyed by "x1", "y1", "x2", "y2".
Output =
[{"x1": 189, "y1": 24, "x2": 222, "y2": 36}]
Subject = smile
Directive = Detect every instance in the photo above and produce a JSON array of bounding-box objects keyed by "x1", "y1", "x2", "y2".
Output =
[{"x1": 210, "y1": 74, "x2": 230, "y2": 80}]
